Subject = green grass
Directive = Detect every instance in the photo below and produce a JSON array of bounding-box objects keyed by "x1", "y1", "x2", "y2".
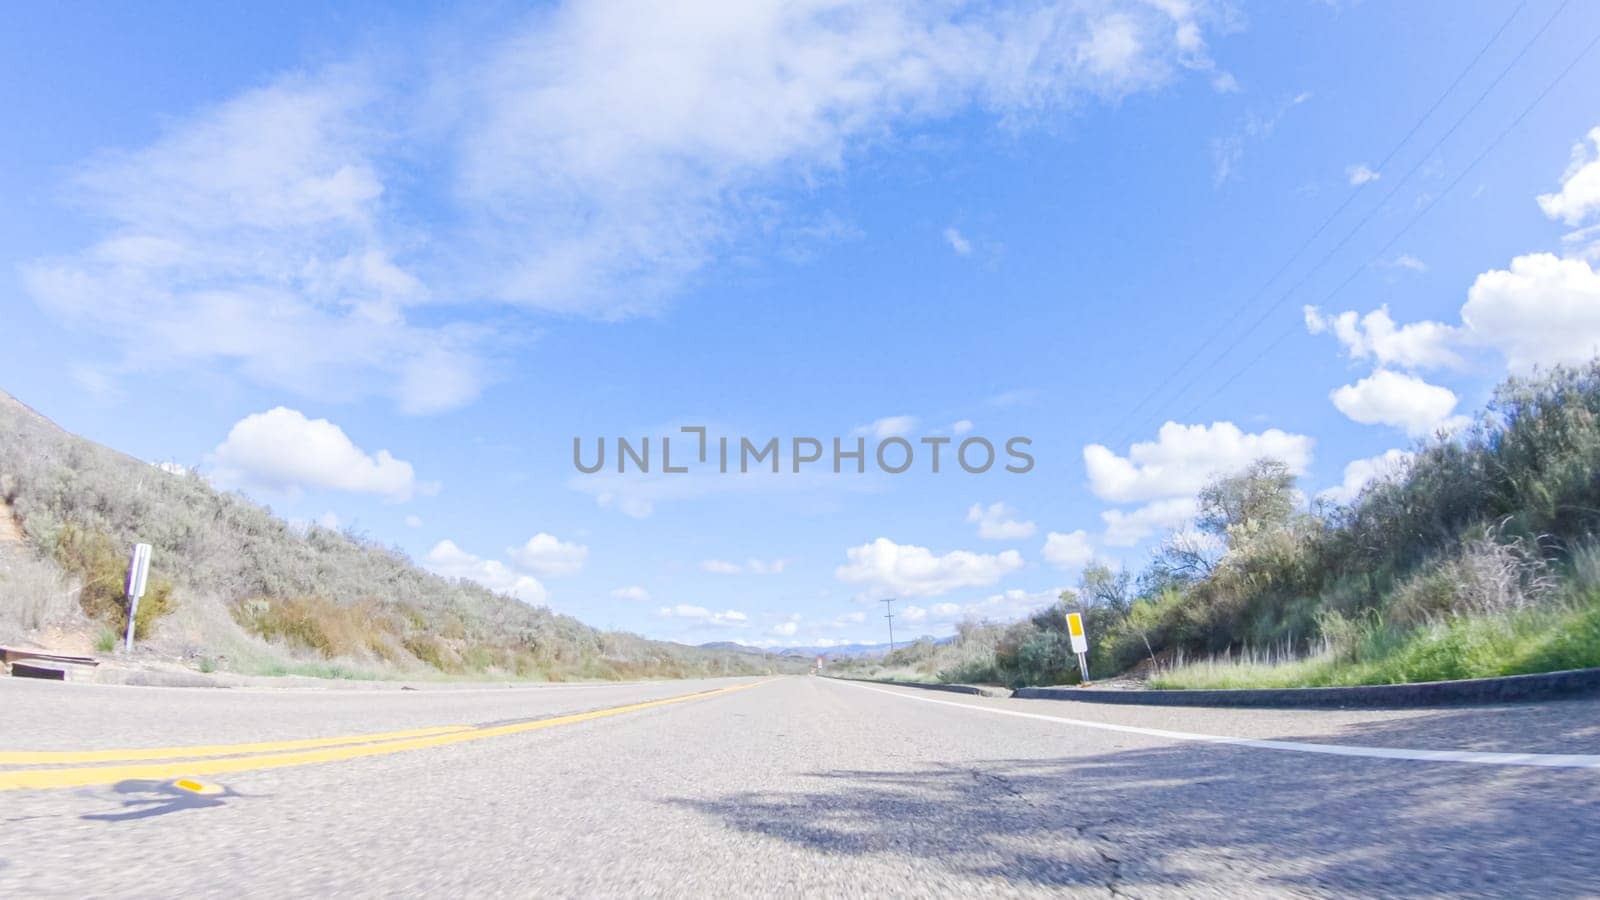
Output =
[
  {"x1": 94, "y1": 628, "x2": 116, "y2": 653},
  {"x1": 253, "y1": 660, "x2": 389, "y2": 681},
  {"x1": 1149, "y1": 591, "x2": 1600, "y2": 690}
]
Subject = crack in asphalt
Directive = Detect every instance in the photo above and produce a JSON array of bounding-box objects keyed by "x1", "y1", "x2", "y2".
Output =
[{"x1": 969, "y1": 767, "x2": 1132, "y2": 898}]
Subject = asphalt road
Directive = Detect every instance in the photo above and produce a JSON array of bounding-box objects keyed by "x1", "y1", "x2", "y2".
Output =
[{"x1": 2, "y1": 675, "x2": 1598, "y2": 898}]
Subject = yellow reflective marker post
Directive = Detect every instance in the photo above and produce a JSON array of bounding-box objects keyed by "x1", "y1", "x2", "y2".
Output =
[{"x1": 1066, "y1": 612, "x2": 1090, "y2": 683}]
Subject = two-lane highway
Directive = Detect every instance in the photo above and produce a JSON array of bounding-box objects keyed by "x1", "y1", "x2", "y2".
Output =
[{"x1": 2, "y1": 675, "x2": 1598, "y2": 897}]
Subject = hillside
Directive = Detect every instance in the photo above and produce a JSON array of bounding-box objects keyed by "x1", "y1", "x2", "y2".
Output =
[
  {"x1": 863, "y1": 362, "x2": 1600, "y2": 689},
  {"x1": 0, "y1": 389, "x2": 800, "y2": 680}
]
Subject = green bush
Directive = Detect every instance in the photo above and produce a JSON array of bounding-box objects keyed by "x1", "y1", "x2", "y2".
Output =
[{"x1": 53, "y1": 524, "x2": 174, "y2": 640}]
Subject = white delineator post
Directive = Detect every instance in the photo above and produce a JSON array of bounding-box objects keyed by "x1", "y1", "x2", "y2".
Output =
[
  {"x1": 123, "y1": 542, "x2": 152, "y2": 653},
  {"x1": 1067, "y1": 612, "x2": 1090, "y2": 684}
]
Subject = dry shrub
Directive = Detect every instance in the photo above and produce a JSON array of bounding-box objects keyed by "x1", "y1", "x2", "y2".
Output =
[
  {"x1": 1389, "y1": 527, "x2": 1556, "y2": 627},
  {"x1": 53, "y1": 524, "x2": 174, "y2": 638},
  {"x1": 0, "y1": 548, "x2": 79, "y2": 634}
]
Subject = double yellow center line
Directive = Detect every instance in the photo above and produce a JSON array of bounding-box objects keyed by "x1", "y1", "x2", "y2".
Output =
[{"x1": 1, "y1": 679, "x2": 770, "y2": 791}]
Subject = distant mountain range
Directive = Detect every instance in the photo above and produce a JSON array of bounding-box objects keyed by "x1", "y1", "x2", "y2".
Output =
[{"x1": 699, "y1": 636, "x2": 954, "y2": 660}]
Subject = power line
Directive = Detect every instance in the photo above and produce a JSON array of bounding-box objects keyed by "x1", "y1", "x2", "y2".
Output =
[
  {"x1": 1173, "y1": 24, "x2": 1600, "y2": 424},
  {"x1": 881, "y1": 597, "x2": 896, "y2": 654},
  {"x1": 1105, "y1": 0, "x2": 1555, "y2": 449},
  {"x1": 1136, "y1": 0, "x2": 1576, "y2": 437}
]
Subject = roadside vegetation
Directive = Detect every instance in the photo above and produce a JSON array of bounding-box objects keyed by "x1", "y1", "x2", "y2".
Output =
[
  {"x1": 838, "y1": 361, "x2": 1600, "y2": 690},
  {"x1": 0, "y1": 390, "x2": 796, "y2": 680}
]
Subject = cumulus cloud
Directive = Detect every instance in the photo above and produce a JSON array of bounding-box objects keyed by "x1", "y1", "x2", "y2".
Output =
[
  {"x1": 1306, "y1": 127, "x2": 1600, "y2": 385},
  {"x1": 210, "y1": 407, "x2": 425, "y2": 501},
  {"x1": 1319, "y1": 449, "x2": 1414, "y2": 505},
  {"x1": 1463, "y1": 253, "x2": 1600, "y2": 372},
  {"x1": 1303, "y1": 305, "x2": 1462, "y2": 370},
  {"x1": 610, "y1": 585, "x2": 650, "y2": 602},
  {"x1": 835, "y1": 538, "x2": 1023, "y2": 598},
  {"x1": 24, "y1": 2, "x2": 1222, "y2": 411},
  {"x1": 702, "y1": 559, "x2": 742, "y2": 574},
  {"x1": 403, "y1": 514, "x2": 423, "y2": 528},
  {"x1": 506, "y1": 533, "x2": 588, "y2": 576},
  {"x1": 959, "y1": 587, "x2": 1065, "y2": 623},
  {"x1": 966, "y1": 502, "x2": 1036, "y2": 540},
  {"x1": 771, "y1": 619, "x2": 799, "y2": 636},
  {"x1": 659, "y1": 605, "x2": 747, "y2": 627},
  {"x1": 1083, "y1": 421, "x2": 1314, "y2": 505},
  {"x1": 951, "y1": 420, "x2": 975, "y2": 436},
  {"x1": 1100, "y1": 496, "x2": 1198, "y2": 547},
  {"x1": 1041, "y1": 530, "x2": 1095, "y2": 569},
  {"x1": 425, "y1": 539, "x2": 547, "y2": 604},
  {"x1": 1330, "y1": 370, "x2": 1463, "y2": 437},
  {"x1": 1537, "y1": 126, "x2": 1600, "y2": 226}
]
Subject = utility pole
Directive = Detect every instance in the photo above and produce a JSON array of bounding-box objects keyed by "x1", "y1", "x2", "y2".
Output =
[{"x1": 881, "y1": 597, "x2": 896, "y2": 654}]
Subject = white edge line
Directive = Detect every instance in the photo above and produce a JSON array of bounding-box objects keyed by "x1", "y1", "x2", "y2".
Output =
[{"x1": 833, "y1": 680, "x2": 1600, "y2": 770}]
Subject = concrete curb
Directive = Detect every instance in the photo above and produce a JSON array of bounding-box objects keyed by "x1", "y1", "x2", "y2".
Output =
[
  {"x1": 826, "y1": 677, "x2": 1008, "y2": 698},
  {"x1": 1012, "y1": 666, "x2": 1600, "y2": 708}
]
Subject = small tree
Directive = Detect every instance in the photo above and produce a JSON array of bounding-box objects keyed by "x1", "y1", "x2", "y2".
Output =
[{"x1": 1196, "y1": 458, "x2": 1298, "y2": 547}]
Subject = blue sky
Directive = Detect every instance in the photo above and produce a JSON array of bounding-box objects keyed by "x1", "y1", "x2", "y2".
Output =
[{"x1": 5, "y1": 1, "x2": 1600, "y2": 647}]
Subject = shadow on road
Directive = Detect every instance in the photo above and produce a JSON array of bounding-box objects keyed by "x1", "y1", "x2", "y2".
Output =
[
  {"x1": 81, "y1": 779, "x2": 250, "y2": 822},
  {"x1": 672, "y1": 708, "x2": 1600, "y2": 896}
]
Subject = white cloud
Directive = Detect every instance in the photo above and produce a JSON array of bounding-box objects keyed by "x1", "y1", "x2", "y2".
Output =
[
  {"x1": 856, "y1": 415, "x2": 918, "y2": 439},
  {"x1": 1319, "y1": 449, "x2": 1414, "y2": 505},
  {"x1": 1462, "y1": 253, "x2": 1600, "y2": 372},
  {"x1": 19, "y1": 78, "x2": 488, "y2": 415},
  {"x1": 1330, "y1": 369, "x2": 1463, "y2": 437},
  {"x1": 1303, "y1": 305, "x2": 1462, "y2": 370},
  {"x1": 835, "y1": 538, "x2": 1023, "y2": 598},
  {"x1": 1389, "y1": 254, "x2": 1428, "y2": 273},
  {"x1": 506, "y1": 533, "x2": 588, "y2": 576},
  {"x1": 701, "y1": 557, "x2": 788, "y2": 575},
  {"x1": 1537, "y1": 126, "x2": 1600, "y2": 226},
  {"x1": 458, "y1": 1, "x2": 1219, "y2": 315},
  {"x1": 832, "y1": 611, "x2": 867, "y2": 627},
  {"x1": 210, "y1": 407, "x2": 424, "y2": 501},
  {"x1": 658, "y1": 605, "x2": 747, "y2": 627},
  {"x1": 425, "y1": 539, "x2": 547, "y2": 604},
  {"x1": 959, "y1": 587, "x2": 1064, "y2": 622},
  {"x1": 951, "y1": 419, "x2": 975, "y2": 436},
  {"x1": 316, "y1": 511, "x2": 342, "y2": 530},
  {"x1": 1084, "y1": 421, "x2": 1314, "y2": 505},
  {"x1": 403, "y1": 514, "x2": 423, "y2": 528},
  {"x1": 1099, "y1": 496, "x2": 1198, "y2": 547},
  {"x1": 1347, "y1": 163, "x2": 1380, "y2": 186},
  {"x1": 900, "y1": 604, "x2": 928, "y2": 624},
  {"x1": 771, "y1": 619, "x2": 799, "y2": 637},
  {"x1": 943, "y1": 227, "x2": 972, "y2": 255},
  {"x1": 571, "y1": 463, "x2": 875, "y2": 519},
  {"x1": 610, "y1": 585, "x2": 651, "y2": 602},
  {"x1": 26, "y1": 3, "x2": 1222, "y2": 411},
  {"x1": 1041, "y1": 530, "x2": 1095, "y2": 569},
  {"x1": 931, "y1": 602, "x2": 963, "y2": 620},
  {"x1": 966, "y1": 502, "x2": 1037, "y2": 540}
]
